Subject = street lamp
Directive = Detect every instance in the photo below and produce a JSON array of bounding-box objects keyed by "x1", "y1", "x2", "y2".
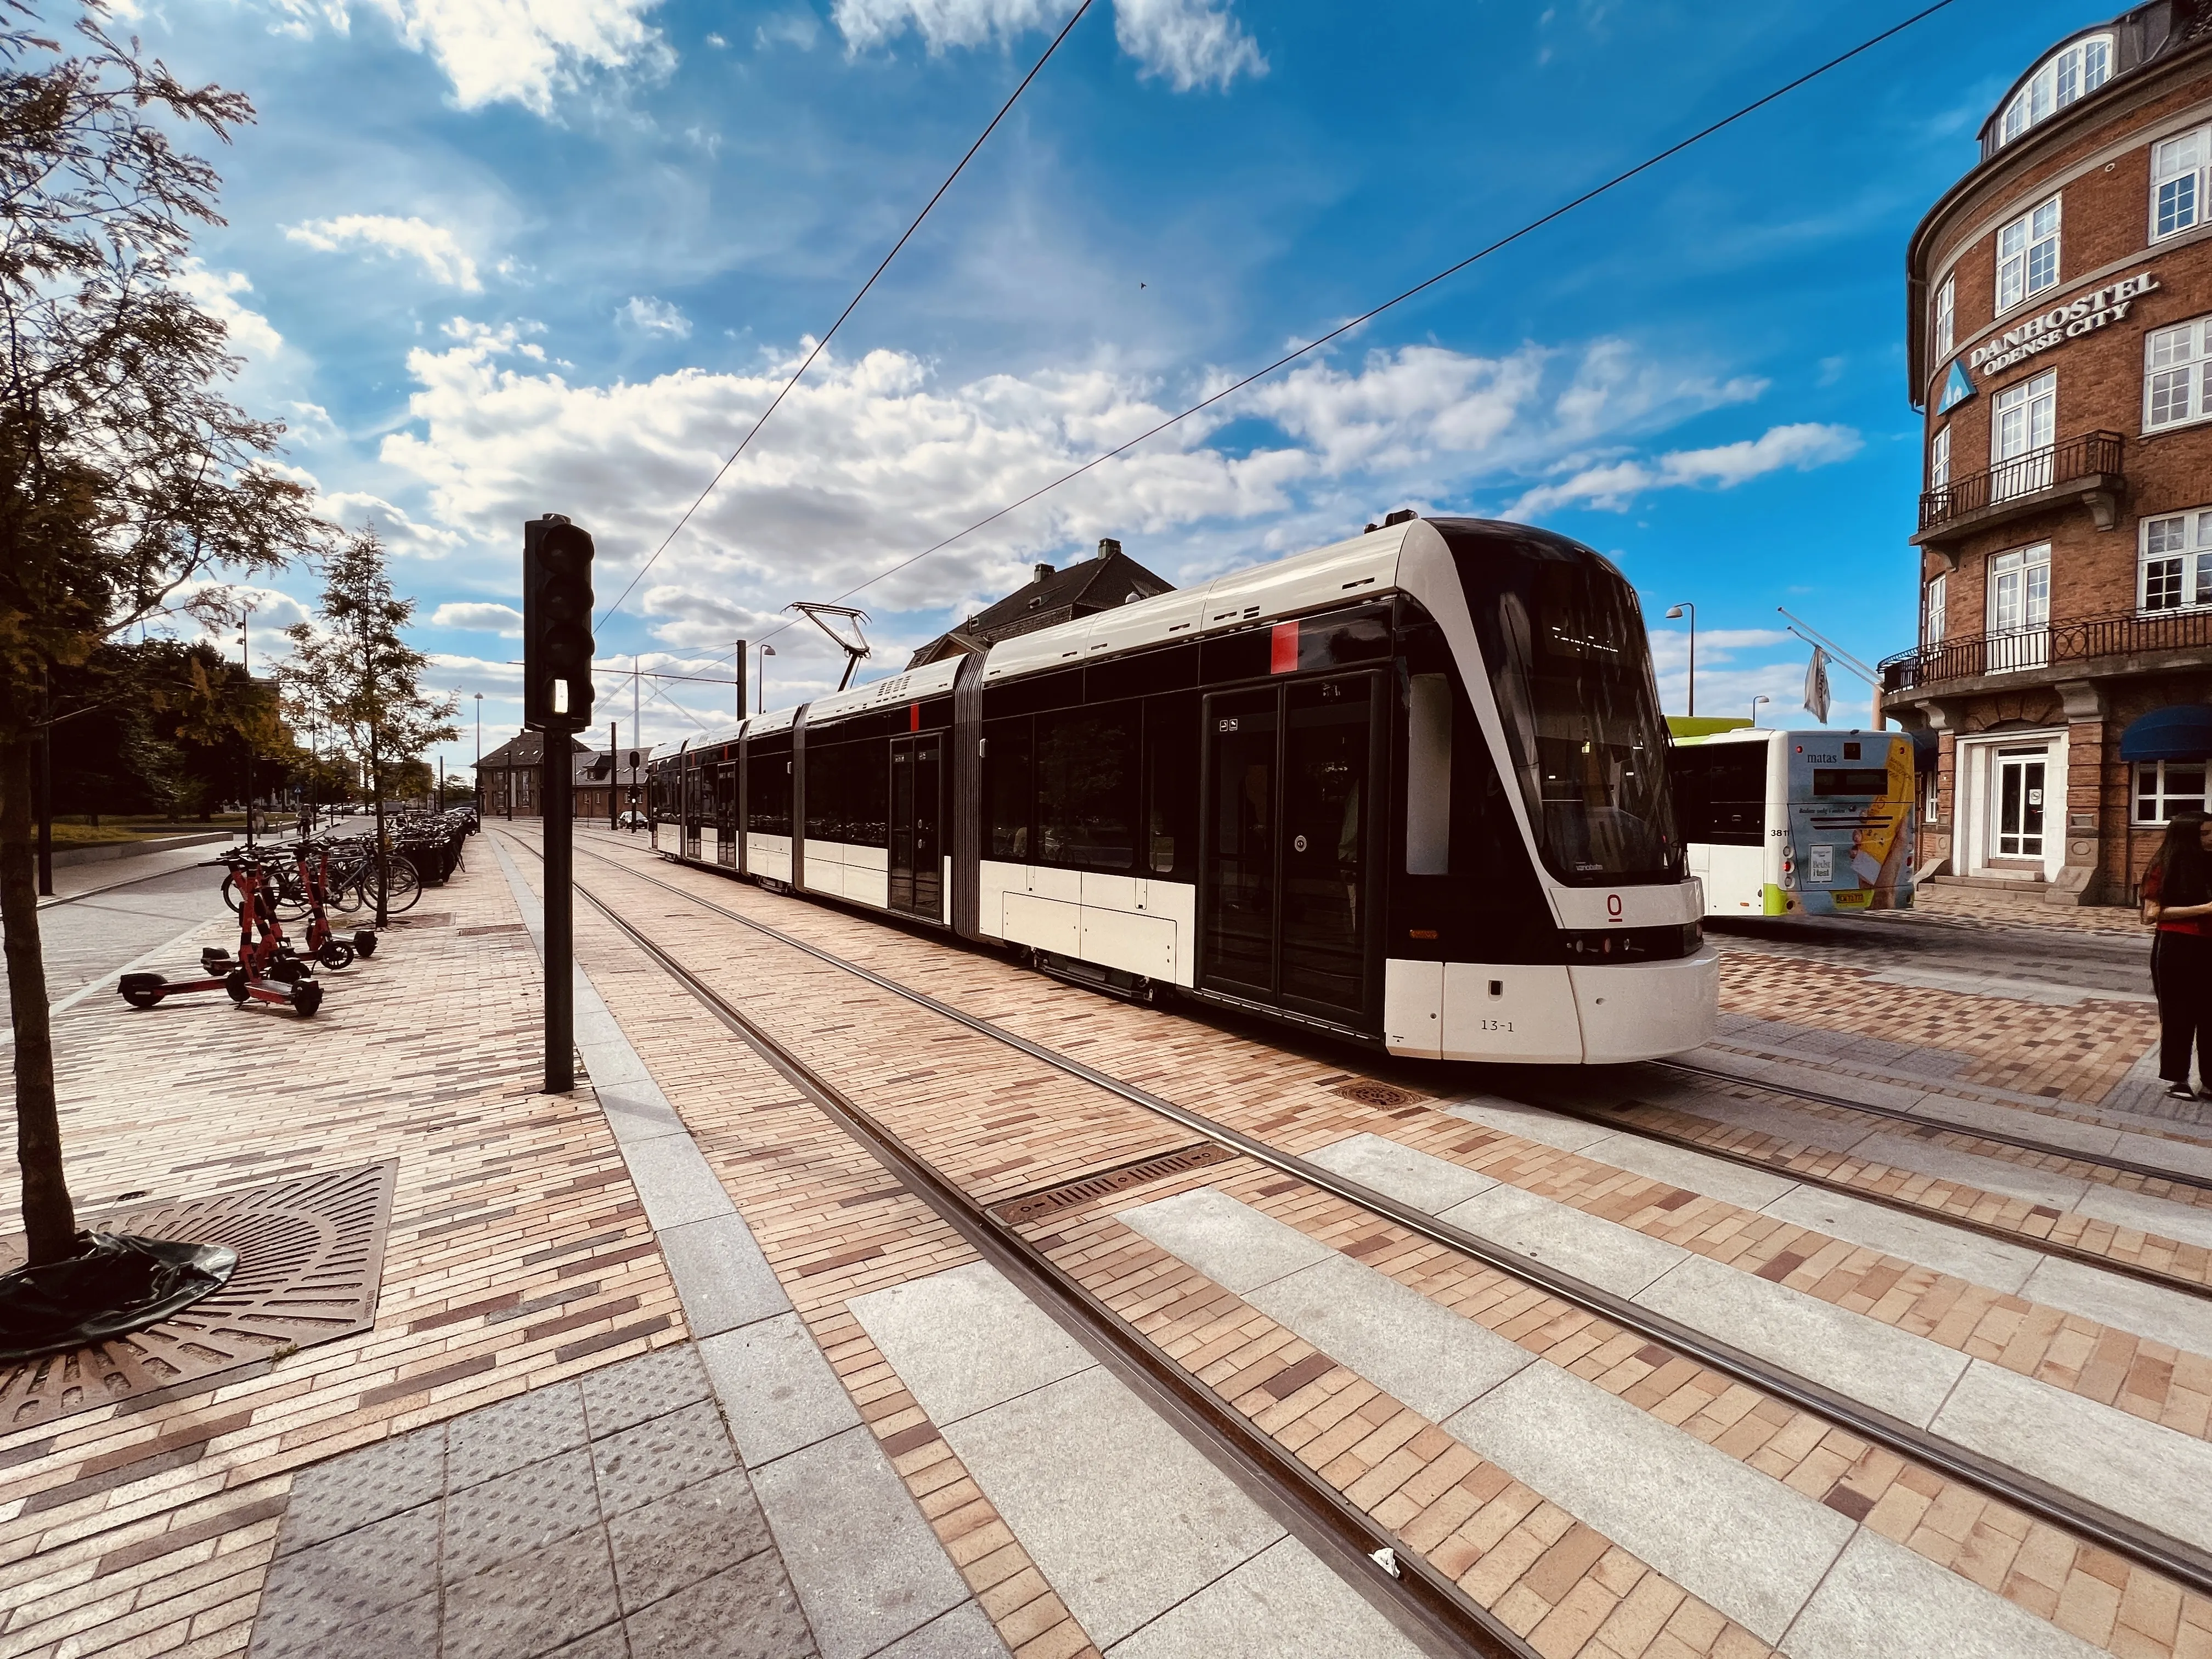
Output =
[
  {"x1": 1664, "y1": 602, "x2": 1696, "y2": 718},
  {"x1": 236, "y1": 600, "x2": 259, "y2": 849},
  {"x1": 1751, "y1": 695, "x2": 1770, "y2": 727},
  {"x1": 759, "y1": 643, "x2": 775, "y2": 713}
]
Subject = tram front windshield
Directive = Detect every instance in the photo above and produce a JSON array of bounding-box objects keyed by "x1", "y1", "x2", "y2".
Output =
[{"x1": 1461, "y1": 543, "x2": 1680, "y2": 884}]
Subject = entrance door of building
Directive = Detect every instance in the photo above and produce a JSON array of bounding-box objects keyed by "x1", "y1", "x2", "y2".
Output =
[
  {"x1": 1199, "y1": 674, "x2": 1381, "y2": 1027},
  {"x1": 1994, "y1": 748, "x2": 2047, "y2": 860},
  {"x1": 888, "y1": 733, "x2": 943, "y2": 919}
]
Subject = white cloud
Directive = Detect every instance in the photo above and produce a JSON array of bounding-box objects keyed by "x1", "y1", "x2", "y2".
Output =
[
  {"x1": 618, "y1": 296, "x2": 692, "y2": 337},
  {"x1": 175, "y1": 263, "x2": 284, "y2": 362},
  {"x1": 1506, "y1": 422, "x2": 1861, "y2": 518},
  {"x1": 1112, "y1": 0, "x2": 1263, "y2": 91},
  {"x1": 286, "y1": 215, "x2": 483, "y2": 290},
  {"x1": 431, "y1": 601, "x2": 526, "y2": 634},
  {"x1": 831, "y1": 0, "x2": 1261, "y2": 88},
  {"x1": 319, "y1": 489, "x2": 470, "y2": 559},
  {"x1": 753, "y1": 10, "x2": 819, "y2": 49},
  {"x1": 369, "y1": 324, "x2": 1799, "y2": 656},
  {"x1": 269, "y1": 0, "x2": 673, "y2": 114}
]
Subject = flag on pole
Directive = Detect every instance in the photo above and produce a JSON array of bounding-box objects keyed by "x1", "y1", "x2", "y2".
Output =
[{"x1": 1803, "y1": 645, "x2": 1832, "y2": 724}]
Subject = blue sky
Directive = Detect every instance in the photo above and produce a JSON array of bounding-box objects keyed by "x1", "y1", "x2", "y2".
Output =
[{"x1": 133, "y1": 0, "x2": 2106, "y2": 760}]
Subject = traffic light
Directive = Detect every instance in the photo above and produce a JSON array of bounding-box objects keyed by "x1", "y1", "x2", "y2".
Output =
[{"x1": 523, "y1": 515, "x2": 594, "y2": 731}]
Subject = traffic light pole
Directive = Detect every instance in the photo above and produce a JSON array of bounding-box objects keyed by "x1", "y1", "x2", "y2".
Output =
[
  {"x1": 609, "y1": 720, "x2": 618, "y2": 832},
  {"x1": 543, "y1": 730, "x2": 574, "y2": 1093},
  {"x1": 523, "y1": 511, "x2": 595, "y2": 1098}
]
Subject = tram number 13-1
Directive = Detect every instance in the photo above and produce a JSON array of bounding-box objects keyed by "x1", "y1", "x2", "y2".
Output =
[{"x1": 1481, "y1": 1019, "x2": 1516, "y2": 1033}]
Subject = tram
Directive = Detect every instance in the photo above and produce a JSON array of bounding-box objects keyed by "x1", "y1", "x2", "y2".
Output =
[
  {"x1": 1668, "y1": 728, "x2": 1917, "y2": 918},
  {"x1": 647, "y1": 515, "x2": 1718, "y2": 1064}
]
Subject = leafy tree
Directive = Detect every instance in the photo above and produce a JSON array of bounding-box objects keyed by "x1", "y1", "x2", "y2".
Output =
[
  {"x1": 0, "y1": 8, "x2": 325, "y2": 1263},
  {"x1": 280, "y1": 529, "x2": 458, "y2": 922},
  {"x1": 46, "y1": 636, "x2": 290, "y2": 820}
]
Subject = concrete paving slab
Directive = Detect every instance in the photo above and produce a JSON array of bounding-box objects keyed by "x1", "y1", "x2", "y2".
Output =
[
  {"x1": 1443, "y1": 1362, "x2": 1854, "y2": 1645},
  {"x1": 2021, "y1": 1255, "x2": 2212, "y2": 1359},
  {"x1": 1758, "y1": 1187, "x2": 2042, "y2": 1296},
  {"x1": 938, "y1": 1365, "x2": 1285, "y2": 1648},
  {"x1": 1106, "y1": 1536, "x2": 1424, "y2": 1659},
  {"x1": 702, "y1": 1311, "x2": 864, "y2": 1467},
  {"x1": 1435, "y1": 1182, "x2": 1688, "y2": 1296},
  {"x1": 1245, "y1": 1255, "x2": 1535, "y2": 1424},
  {"x1": 1647, "y1": 1093, "x2": 1884, "y2": 1158},
  {"x1": 656, "y1": 1212, "x2": 795, "y2": 1339},
  {"x1": 752, "y1": 1424, "x2": 974, "y2": 1659},
  {"x1": 1891, "y1": 1093, "x2": 2122, "y2": 1159},
  {"x1": 2110, "y1": 1126, "x2": 2212, "y2": 1181},
  {"x1": 868, "y1": 1602, "x2": 1014, "y2": 1659},
  {"x1": 1116, "y1": 1187, "x2": 1334, "y2": 1294},
  {"x1": 1849, "y1": 1132, "x2": 2091, "y2": 1209},
  {"x1": 1302, "y1": 1132, "x2": 1498, "y2": 1213},
  {"x1": 1931, "y1": 1359, "x2": 2212, "y2": 1556},
  {"x1": 848, "y1": 1261, "x2": 1093, "y2": 1426},
  {"x1": 1576, "y1": 1128, "x2": 1802, "y2": 1210},
  {"x1": 1632, "y1": 1256, "x2": 1970, "y2": 1427},
  {"x1": 1438, "y1": 1094, "x2": 1619, "y2": 1153},
  {"x1": 1782, "y1": 1527, "x2": 2105, "y2": 1658},
  {"x1": 595, "y1": 1079, "x2": 691, "y2": 1145},
  {"x1": 623, "y1": 1133, "x2": 741, "y2": 1231}
]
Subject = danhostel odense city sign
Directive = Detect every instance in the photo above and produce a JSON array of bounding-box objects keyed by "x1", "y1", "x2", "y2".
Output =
[{"x1": 1941, "y1": 268, "x2": 2162, "y2": 411}]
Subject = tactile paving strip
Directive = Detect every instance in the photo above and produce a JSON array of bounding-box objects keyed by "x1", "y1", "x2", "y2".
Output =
[{"x1": 0, "y1": 1161, "x2": 397, "y2": 1430}]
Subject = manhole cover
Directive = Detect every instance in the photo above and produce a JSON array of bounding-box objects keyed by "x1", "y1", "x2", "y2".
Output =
[
  {"x1": 1334, "y1": 1080, "x2": 1425, "y2": 1110},
  {"x1": 991, "y1": 1143, "x2": 1237, "y2": 1227},
  {"x1": 0, "y1": 1162, "x2": 396, "y2": 1430}
]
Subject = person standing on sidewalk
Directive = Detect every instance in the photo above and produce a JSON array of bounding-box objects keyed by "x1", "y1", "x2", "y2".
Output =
[{"x1": 2142, "y1": 810, "x2": 2212, "y2": 1099}]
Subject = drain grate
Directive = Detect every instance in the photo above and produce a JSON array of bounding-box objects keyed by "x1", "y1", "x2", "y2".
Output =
[
  {"x1": 1334, "y1": 1080, "x2": 1426, "y2": 1110},
  {"x1": 0, "y1": 1162, "x2": 396, "y2": 1430},
  {"x1": 991, "y1": 1143, "x2": 1237, "y2": 1227}
]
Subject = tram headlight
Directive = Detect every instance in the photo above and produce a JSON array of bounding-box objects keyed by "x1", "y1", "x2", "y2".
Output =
[{"x1": 1560, "y1": 923, "x2": 1702, "y2": 962}]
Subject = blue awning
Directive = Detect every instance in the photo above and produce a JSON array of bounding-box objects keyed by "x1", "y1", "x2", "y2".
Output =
[{"x1": 2121, "y1": 705, "x2": 2212, "y2": 762}]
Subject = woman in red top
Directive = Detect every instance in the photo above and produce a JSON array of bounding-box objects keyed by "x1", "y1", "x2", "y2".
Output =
[{"x1": 2142, "y1": 810, "x2": 2212, "y2": 1099}]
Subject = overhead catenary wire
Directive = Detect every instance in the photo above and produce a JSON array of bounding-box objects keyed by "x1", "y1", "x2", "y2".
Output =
[
  {"x1": 594, "y1": 0, "x2": 1098, "y2": 632},
  {"x1": 728, "y1": 0, "x2": 1963, "y2": 664}
]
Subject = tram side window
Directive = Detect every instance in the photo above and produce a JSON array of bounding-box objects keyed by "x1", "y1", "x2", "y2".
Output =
[
  {"x1": 1406, "y1": 674, "x2": 1451, "y2": 875},
  {"x1": 984, "y1": 717, "x2": 1032, "y2": 859},
  {"x1": 1143, "y1": 692, "x2": 1198, "y2": 878},
  {"x1": 747, "y1": 744, "x2": 792, "y2": 836},
  {"x1": 1670, "y1": 745, "x2": 1766, "y2": 848},
  {"x1": 1036, "y1": 706, "x2": 1137, "y2": 870},
  {"x1": 807, "y1": 736, "x2": 889, "y2": 846}
]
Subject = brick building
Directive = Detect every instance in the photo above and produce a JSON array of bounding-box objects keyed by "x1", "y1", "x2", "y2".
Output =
[
  {"x1": 476, "y1": 736, "x2": 654, "y2": 819},
  {"x1": 905, "y1": 538, "x2": 1170, "y2": 668},
  {"x1": 1882, "y1": 1, "x2": 2212, "y2": 904}
]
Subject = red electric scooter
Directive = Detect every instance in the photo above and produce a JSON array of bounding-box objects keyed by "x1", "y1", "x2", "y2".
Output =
[{"x1": 119, "y1": 851, "x2": 323, "y2": 1017}]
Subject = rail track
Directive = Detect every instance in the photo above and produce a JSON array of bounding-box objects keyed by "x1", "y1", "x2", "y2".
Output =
[{"x1": 505, "y1": 826, "x2": 2212, "y2": 1611}]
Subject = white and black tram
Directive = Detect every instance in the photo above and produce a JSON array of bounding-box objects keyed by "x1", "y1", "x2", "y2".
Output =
[{"x1": 646, "y1": 515, "x2": 1717, "y2": 1064}]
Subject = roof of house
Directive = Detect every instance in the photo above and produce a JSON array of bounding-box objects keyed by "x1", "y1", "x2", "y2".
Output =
[
  {"x1": 907, "y1": 541, "x2": 1173, "y2": 668},
  {"x1": 571, "y1": 746, "x2": 655, "y2": 786},
  {"x1": 474, "y1": 733, "x2": 592, "y2": 770}
]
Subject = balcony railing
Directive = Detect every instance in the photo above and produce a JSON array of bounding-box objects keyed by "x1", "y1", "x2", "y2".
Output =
[
  {"x1": 1881, "y1": 604, "x2": 2212, "y2": 693},
  {"x1": 1917, "y1": 428, "x2": 2124, "y2": 538}
]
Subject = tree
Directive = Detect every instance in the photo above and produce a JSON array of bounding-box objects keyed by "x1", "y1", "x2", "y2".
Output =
[
  {"x1": 0, "y1": 8, "x2": 326, "y2": 1265},
  {"x1": 280, "y1": 529, "x2": 458, "y2": 923}
]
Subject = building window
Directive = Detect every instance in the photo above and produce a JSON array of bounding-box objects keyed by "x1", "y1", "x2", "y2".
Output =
[
  {"x1": 2136, "y1": 759, "x2": 2209, "y2": 824},
  {"x1": 1933, "y1": 275, "x2": 1955, "y2": 358},
  {"x1": 2139, "y1": 509, "x2": 2212, "y2": 611},
  {"x1": 1928, "y1": 424, "x2": 1950, "y2": 491},
  {"x1": 1990, "y1": 369, "x2": 2056, "y2": 499},
  {"x1": 1923, "y1": 572, "x2": 1947, "y2": 645},
  {"x1": 1999, "y1": 35, "x2": 2113, "y2": 146},
  {"x1": 2145, "y1": 317, "x2": 2212, "y2": 432},
  {"x1": 1922, "y1": 763, "x2": 1942, "y2": 825},
  {"x1": 1996, "y1": 197, "x2": 2061, "y2": 312},
  {"x1": 2153, "y1": 127, "x2": 2210, "y2": 240},
  {"x1": 1986, "y1": 542, "x2": 2051, "y2": 673}
]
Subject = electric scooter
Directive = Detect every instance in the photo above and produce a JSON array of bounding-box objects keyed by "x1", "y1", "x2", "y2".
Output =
[{"x1": 118, "y1": 853, "x2": 323, "y2": 1017}]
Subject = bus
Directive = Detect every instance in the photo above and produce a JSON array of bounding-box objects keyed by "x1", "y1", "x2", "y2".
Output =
[{"x1": 1668, "y1": 729, "x2": 1917, "y2": 918}]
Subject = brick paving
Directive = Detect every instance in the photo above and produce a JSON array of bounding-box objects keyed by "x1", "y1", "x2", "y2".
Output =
[
  {"x1": 524, "y1": 826, "x2": 2208, "y2": 1658},
  {"x1": 0, "y1": 849, "x2": 685, "y2": 1659}
]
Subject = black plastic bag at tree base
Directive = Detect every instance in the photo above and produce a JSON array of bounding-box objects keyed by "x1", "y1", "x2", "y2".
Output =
[{"x1": 0, "y1": 1233, "x2": 238, "y2": 1364}]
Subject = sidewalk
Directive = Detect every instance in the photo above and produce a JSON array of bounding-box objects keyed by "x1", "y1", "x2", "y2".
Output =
[{"x1": 0, "y1": 842, "x2": 984, "y2": 1659}]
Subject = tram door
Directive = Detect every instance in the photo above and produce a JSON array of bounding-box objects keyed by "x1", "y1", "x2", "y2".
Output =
[
  {"x1": 715, "y1": 762, "x2": 738, "y2": 865},
  {"x1": 1199, "y1": 673, "x2": 1380, "y2": 1025},
  {"x1": 682, "y1": 757, "x2": 701, "y2": 860},
  {"x1": 888, "y1": 734, "x2": 944, "y2": 919}
]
